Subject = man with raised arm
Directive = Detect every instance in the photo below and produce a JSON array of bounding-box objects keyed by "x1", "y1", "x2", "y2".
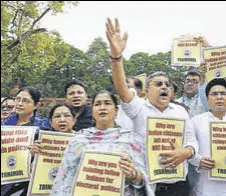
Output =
[{"x1": 105, "y1": 18, "x2": 198, "y2": 196}]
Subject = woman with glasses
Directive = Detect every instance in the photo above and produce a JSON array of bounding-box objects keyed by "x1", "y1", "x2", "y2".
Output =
[
  {"x1": 1, "y1": 97, "x2": 16, "y2": 121},
  {"x1": 1, "y1": 86, "x2": 51, "y2": 196},
  {"x1": 2, "y1": 86, "x2": 50, "y2": 129},
  {"x1": 52, "y1": 90, "x2": 154, "y2": 196},
  {"x1": 29, "y1": 103, "x2": 77, "y2": 156}
]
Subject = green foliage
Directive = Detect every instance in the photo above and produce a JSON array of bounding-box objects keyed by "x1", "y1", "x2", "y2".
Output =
[
  {"x1": 1, "y1": 1, "x2": 190, "y2": 100},
  {"x1": 1, "y1": 1, "x2": 78, "y2": 95}
]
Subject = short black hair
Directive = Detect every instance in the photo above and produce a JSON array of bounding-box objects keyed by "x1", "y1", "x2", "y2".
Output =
[
  {"x1": 126, "y1": 77, "x2": 143, "y2": 90},
  {"x1": 16, "y1": 86, "x2": 41, "y2": 105},
  {"x1": 64, "y1": 81, "x2": 85, "y2": 95},
  {"x1": 171, "y1": 83, "x2": 178, "y2": 93},
  {"x1": 48, "y1": 103, "x2": 76, "y2": 121},
  {"x1": 205, "y1": 78, "x2": 226, "y2": 97},
  {"x1": 185, "y1": 70, "x2": 201, "y2": 79}
]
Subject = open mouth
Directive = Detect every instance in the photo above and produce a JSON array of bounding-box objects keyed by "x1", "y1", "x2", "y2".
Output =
[
  {"x1": 73, "y1": 99, "x2": 81, "y2": 103},
  {"x1": 160, "y1": 91, "x2": 168, "y2": 97},
  {"x1": 99, "y1": 112, "x2": 107, "y2": 117},
  {"x1": 59, "y1": 124, "x2": 67, "y2": 129}
]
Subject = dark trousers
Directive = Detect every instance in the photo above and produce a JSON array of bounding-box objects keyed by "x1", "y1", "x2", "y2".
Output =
[{"x1": 155, "y1": 179, "x2": 189, "y2": 196}]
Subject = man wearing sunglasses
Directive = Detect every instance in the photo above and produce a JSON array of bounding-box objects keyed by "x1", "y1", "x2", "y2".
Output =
[
  {"x1": 189, "y1": 78, "x2": 226, "y2": 196},
  {"x1": 106, "y1": 18, "x2": 198, "y2": 196},
  {"x1": 177, "y1": 68, "x2": 209, "y2": 118},
  {"x1": 1, "y1": 97, "x2": 15, "y2": 121}
]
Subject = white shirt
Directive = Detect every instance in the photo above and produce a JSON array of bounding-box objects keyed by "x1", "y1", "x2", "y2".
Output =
[
  {"x1": 122, "y1": 95, "x2": 198, "y2": 184},
  {"x1": 190, "y1": 112, "x2": 226, "y2": 196},
  {"x1": 116, "y1": 105, "x2": 134, "y2": 131}
]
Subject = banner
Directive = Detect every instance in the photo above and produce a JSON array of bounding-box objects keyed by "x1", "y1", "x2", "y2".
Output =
[
  {"x1": 171, "y1": 36, "x2": 202, "y2": 67},
  {"x1": 1, "y1": 126, "x2": 36, "y2": 185},
  {"x1": 203, "y1": 46, "x2": 226, "y2": 82},
  {"x1": 71, "y1": 151, "x2": 125, "y2": 196},
  {"x1": 209, "y1": 122, "x2": 226, "y2": 181},
  {"x1": 146, "y1": 117, "x2": 185, "y2": 183},
  {"x1": 28, "y1": 131, "x2": 74, "y2": 195}
]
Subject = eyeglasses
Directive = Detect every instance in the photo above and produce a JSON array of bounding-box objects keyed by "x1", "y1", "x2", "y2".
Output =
[
  {"x1": 52, "y1": 114, "x2": 73, "y2": 119},
  {"x1": 209, "y1": 91, "x2": 226, "y2": 97},
  {"x1": 152, "y1": 81, "x2": 170, "y2": 88},
  {"x1": 15, "y1": 97, "x2": 33, "y2": 104},
  {"x1": 185, "y1": 80, "x2": 199, "y2": 85},
  {"x1": 1, "y1": 105, "x2": 14, "y2": 110}
]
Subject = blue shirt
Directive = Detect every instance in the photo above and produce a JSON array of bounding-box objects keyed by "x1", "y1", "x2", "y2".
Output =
[{"x1": 1, "y1": 112, "x2": 52, "y2": 196}]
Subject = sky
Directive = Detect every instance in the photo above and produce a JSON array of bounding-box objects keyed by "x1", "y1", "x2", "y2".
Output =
[{"x1": 41, "y1": 1, "x2": 226, "y2": 59}]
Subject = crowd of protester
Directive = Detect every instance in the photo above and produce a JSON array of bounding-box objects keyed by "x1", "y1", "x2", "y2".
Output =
[{"x1": 1, "y1": 18, "x2": 225, "y2": 196}]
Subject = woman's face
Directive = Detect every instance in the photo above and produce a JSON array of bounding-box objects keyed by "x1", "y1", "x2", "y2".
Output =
[
  {"x1": 15, "y1": 91, "x2": 38, "y2": 116},
  {"x1": 92, "y1": 93, "x2": 117, "y2": 124},
  {"x1": 1, "y1": 99, "x2": 15, "y2": 119},
  {"x1": 50, "y1": 106, "x2": 75, "y2": 133}
]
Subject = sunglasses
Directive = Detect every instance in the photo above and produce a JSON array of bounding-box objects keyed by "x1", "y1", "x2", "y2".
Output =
[
  {"x1": 153, "y1": 81, "x2": 170, "y2": 87},
  {"x1": 1, "y1": 105, "x2": 14, "y2": 110}
]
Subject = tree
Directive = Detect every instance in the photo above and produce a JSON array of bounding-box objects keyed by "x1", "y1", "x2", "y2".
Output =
[
  {"x1": 86, "y1": 37, "x2": 114, "y2": 96},
  {"x1": 1, "y1": 1, "x2": 78, "y2": 95}
]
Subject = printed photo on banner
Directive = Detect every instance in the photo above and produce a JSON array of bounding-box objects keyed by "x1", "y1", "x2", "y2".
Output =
[
  {"x1": 1, "y1": 126, "x2": 36, "y2": 185},
  {"x1": 171, "y1": 35, "x2": 202, "y2": 67},
  {"x1": 146, "y1": 117, "x2": 186, "y2": 183},
  {"x1": 202, "y1": 46, "x2": 226, "y2": 82},
  {"x1": 71, "y1": 151, "x2": 125, "y2": 196},
  {"x1": 27, "y1": 131, "x2": 74, "y2": 196},
  {"x1": 209, "y1": 121, "x2": 226, "y2": 181}
]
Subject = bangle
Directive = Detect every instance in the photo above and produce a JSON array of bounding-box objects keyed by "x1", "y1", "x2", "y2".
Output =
[{"x1": 109, "y1": 55, "x2": 122, "y2": 62}]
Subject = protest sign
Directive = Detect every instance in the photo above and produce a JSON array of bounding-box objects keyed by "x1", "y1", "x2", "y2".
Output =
[
  {"x1": 209, "y1": 122, "x2": 226, "y2": 181},
  {"x1": 71, "y1": 151, "x2": 125, "y2": 196},
  {"x1": 1, "y1": 126, "x2": 36, "y2": 185},
  {"x1": 172, "y1": 36, "x2": 202, "y2": 67},
  {"x1": 203, "y1": 46, "x2": 226, "y2": 82},
  {"x1": 146, "y1": 117, "x2": 185, "y2": 183},
  {"x1": 28, "y1": 131, "x2": 74, "y2": 195}
]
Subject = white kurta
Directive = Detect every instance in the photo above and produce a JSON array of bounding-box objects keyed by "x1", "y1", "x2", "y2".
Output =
[
  {"x1": 122, "y1": 95, "x2": 198, "y2": 184},
  {"x1": 190, "y1": 112, "x2": 226, "y2": 196}
]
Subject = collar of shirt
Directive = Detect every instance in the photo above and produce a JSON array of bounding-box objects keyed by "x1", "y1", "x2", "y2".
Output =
[
  {"x1": 208, "y1": 111, "x2": 226, "y2": 120},
  {"x1": 183, "y1": 93, "x2": 199, "y2": 103},
  {"x1": 145, "y1": 99, "x2": 175, "y2": 112}
]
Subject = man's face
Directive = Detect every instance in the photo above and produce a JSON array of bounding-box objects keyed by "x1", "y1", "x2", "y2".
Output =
[
  {"x1": 1, "y1": 99, "x2": 15, "y2": 119},
  {"x1": 207, "y1": 85, "x2": 226, "y2": 113},
  {"x1": 145, "y1": 76, "x2": 171, "y2": 111},
  {"x1": 127, "y1": 78, "x2": 135, "y2": 89},
  {"x1": 184, "y1": 75, "x2": 200, "y2": 97},
  {"x1": 66, "y1": 85, "x2": 87, "y2": 108}
]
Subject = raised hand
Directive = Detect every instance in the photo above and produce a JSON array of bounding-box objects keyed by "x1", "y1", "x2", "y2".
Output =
[{"x1": 106, "y1": 18, "x2": 128, "y2": 58}]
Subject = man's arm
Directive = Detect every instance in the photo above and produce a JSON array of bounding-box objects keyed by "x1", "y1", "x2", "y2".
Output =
[{"x1": 106, "y1": 18, "x2": 133, "y2": 103}]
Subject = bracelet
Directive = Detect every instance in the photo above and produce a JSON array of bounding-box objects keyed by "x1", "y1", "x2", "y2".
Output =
[{"x1": 109, "y1": 55, "x2": 122, "y2": 62}]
